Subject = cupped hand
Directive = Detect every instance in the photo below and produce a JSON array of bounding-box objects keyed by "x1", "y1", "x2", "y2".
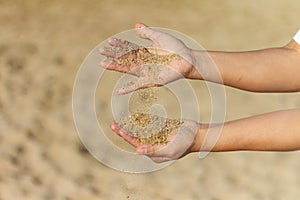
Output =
[
  {"x1": 99, "y1": 23, "x2": 195, "y2": 94},
  {"x1": 110, "y1": 120, "x2": 199, "y2": 163}
]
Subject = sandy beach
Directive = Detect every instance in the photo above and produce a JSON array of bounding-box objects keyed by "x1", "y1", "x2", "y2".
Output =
[{"x1": 1, "y1": 0, "x2": 300, "y2": 199}]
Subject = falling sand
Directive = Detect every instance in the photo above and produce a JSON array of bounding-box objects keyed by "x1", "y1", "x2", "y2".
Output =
[{"x1": 115, "y1": 46, "x2": 183, "y2": 144}]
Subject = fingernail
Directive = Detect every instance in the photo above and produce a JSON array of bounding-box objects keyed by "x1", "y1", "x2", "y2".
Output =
[
  {"x1": 98, "y1": 47, "x2": 105, "y2": 53},
  {"x1": 110, "y1": 124, "x2": 116, "y2": 131},
  {"x1": 108, "y1": 37, "x2": 117, "y2": 43}
]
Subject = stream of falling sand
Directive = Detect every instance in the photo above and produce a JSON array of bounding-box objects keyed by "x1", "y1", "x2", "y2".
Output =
[{"x1": 115, "y1": 47, "x2": 183, "y2": 145}]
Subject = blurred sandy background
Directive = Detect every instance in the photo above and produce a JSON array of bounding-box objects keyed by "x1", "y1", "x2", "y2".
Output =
[{"x1": 1, "y1": 0, "x2": 300, "y2": 199}]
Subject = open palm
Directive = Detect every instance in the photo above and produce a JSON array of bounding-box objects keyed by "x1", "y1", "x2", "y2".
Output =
[
  {"x1": 99, "y1": 23, "x2": 195, "y2": 94},
  {"x1": 110, "y1": 120, "x2": 198, "y2": 163}
]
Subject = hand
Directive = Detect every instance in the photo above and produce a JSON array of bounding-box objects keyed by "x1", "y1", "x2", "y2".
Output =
[
  {"x1": 99, "y1": 23, "x2": 196, "y2": 94},
  {"x1": 110, "y1": 120, "x2": 199, "y2": 163}
]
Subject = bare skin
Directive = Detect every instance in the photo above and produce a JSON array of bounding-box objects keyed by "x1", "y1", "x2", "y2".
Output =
[
  {"x1": 99, "y1": 23, "x2": 194, "y2": 94},
  {"x1": 197, "y1": 43, "x2": 300, "y2": 92},
  {"x1": 100, "y1": 23, "x2": 300, "y2": 163},
  {"x1": 110, "y1": 120, "x2": 199, "y2": 163}
]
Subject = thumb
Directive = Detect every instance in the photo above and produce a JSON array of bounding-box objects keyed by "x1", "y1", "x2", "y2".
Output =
[{"x1": 135, "y1": 23, "x2": 162, "y2": 43}]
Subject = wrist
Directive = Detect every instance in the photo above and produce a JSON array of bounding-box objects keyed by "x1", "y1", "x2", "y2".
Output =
[
  {"x1": 187, "y1": 49, "x2": 204, "y2": 80},
  {"x1": 189, "y1": 123, "x2": 208, "y2": 153}
]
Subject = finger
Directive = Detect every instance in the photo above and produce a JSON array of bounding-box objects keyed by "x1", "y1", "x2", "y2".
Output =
[
  {"x1": 110, "y1": 121, "x2": 122, "y2": 136},
  {"x1": 136, "y1": 145, "x2": 172, "y2": 160},
  {"x1": 110, "y1": 121, "x2": 140, "y2": 147},
  {"x1": 99, "y1": 59, "x2": 124, "y2": 71},
  {"x1": 100, "y1": 60, "x2": 138, "y2": 75},
  {"x1": 150, "y1": 157, "x2": 170, "y2": 163},
  {"x1": 135, "y1": 23, "x2": 163, "y2": 43},
  {"x1": 137, "y1": 145, "x2": 172, "y2": 163},
  {"x1": 108, "y1": 37, "x2": 139, "y2": 50},
  {"x1": 116, "y1": 80, "x2": 141, "y2": 95},
  {"x1": 136, "y1": 144, "x2": 158, "y2": 155},
  {"x1": 98, "y1": 47, "x2": 118, "y2": 57},
  {"x1": 100, "y1": 58, "x2": 134, "y2": 74},
  {"x1": 99, "y1": 58, "x2": 113, "y2": 68},
  {"x1": 116, "y1": 78, "x2": 160, "y2": 95}
]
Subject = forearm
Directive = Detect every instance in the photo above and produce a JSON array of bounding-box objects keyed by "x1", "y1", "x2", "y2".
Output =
[
  {"x1": 190, "y1": 40, "x2": 300, "y2": 92},
  {"x1": 192, "y1": 109, "x2": 300, "y2": 152}
]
